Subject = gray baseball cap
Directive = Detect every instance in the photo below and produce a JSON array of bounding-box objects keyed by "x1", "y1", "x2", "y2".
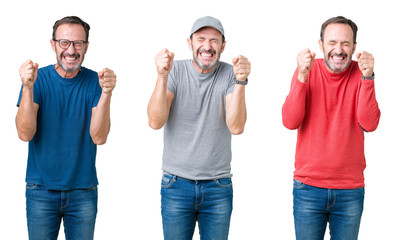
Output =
[{"x1": 190, "y1": 16, "x2": 224, "y2": 38}]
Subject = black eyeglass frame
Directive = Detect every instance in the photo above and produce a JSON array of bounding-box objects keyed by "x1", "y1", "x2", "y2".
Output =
[{"x1": 53, "y1": 39, "x2": 88, "y2": 50}]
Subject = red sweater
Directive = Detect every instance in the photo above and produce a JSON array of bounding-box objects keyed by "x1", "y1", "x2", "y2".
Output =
[{"x1": 282, "y1": 59, "x2": 380, "y2": 189}]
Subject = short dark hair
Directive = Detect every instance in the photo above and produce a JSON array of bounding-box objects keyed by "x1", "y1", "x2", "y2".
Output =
[
  {"x1": 52, "y1": 16, "x2": 90, "y2": 42},
  {"x1": 320, "y1": 16, "x2": 358, "y2": 44}
]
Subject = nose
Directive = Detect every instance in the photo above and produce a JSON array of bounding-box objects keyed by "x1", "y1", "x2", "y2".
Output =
[
  {"x1": 203, "y1": 39, "x2": 211, "y2": 51},
  {"x1": 334, "y1": 43, "x2": 343, "y2": 53},
  {"x1": 65, "y1": 43, "x2": 77, "y2": 54}
]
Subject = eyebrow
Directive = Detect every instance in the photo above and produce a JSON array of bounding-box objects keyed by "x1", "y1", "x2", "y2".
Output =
[
  {"x1": 197, "y1": 36, "x2": 220, "y2": 41},
  {"x1": 328, "y1": 40, "x2": 352, "y2": 44}
]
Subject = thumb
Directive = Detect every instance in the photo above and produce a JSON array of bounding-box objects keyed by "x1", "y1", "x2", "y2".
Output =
[
  {"x1": 98, "y1": 71, "x2": 104, "y2": 78},
  {"x1": 232, "y1": 57, "x2": 239, "y2": 65},
  {"x1": 169, "y1": 52, "x2": 175, "y2": 68},
  {"x1": 99, "y1": 68, "x2": 110, "y2": 78},
  {"x1": 311, "y1": 52, "x2": 316, "y2": 59},
  {"x1": 355, "y1": 52, "x2": 362, "y2": 59},
  {"x1": 32, "y1": 63, "x2": 39, "y2": 78}
]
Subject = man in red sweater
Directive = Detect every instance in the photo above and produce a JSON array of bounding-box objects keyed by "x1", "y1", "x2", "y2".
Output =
[{"x1": 282, "y1": 16, "x2": 380, "y2": 240}]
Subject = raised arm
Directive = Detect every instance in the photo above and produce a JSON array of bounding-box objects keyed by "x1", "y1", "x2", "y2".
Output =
[
  {"x1": 356, "y1": 51, "x2": 380, "y2": 132},
  {"x1": 282, "y1": 49, "x2": 315, "y2": 129},
  {"x1": 90, "y1": 68, "x2": 117, "y2": 145},
  {"x1": 147, "y1": 48, "x2": 175, "y2": 130},
  {"x1": 16, "y1": 60, "x2": 39, "y2": 142},
  {"x1": 225, "y1": 55, "x2": 250, "y2": 135}
]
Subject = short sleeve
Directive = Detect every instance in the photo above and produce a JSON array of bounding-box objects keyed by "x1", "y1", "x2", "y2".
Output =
[
  {"x1": 167, "y1": 64, "x2": 177, "y2": 95},
  {"x1": 16, "y1": 85, "x2": 23, "y2": 107},
  {"x1": 92, "y1": 77, "x2": 102, "y2": 108},
  {"x1": 17, "y1": 83, "x2": 41, "y2": 107},
  {"x1": 226, "y1": 70, "x2": 236, "y2": 95}
]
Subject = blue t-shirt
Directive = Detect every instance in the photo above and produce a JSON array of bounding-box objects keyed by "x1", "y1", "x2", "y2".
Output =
[{"x1": 17, "y1": 65, "x2": 102, "y2": 190}]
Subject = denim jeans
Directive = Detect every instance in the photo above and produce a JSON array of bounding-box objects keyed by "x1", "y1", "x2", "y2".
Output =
[
  {"x1": 26, "y1": 183, "x2": 98, "y2": 240},
  {"x1": 161, "y1": 174, "x2": 233, "y2": 240},
  {"x1": 293, "y1": 180, "x2": 364, "y2": 240}
]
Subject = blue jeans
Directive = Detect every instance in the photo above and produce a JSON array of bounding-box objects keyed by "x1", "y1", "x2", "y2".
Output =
[
  {"x1": 26, "y1": 183, "x2": 98, "y2": 240},
  {"x1": 293, "y1": 180, "x2": 364, "y2": 240},
  {"x1": 161, "y1": 174, "x2": 233, "y2": 240}
]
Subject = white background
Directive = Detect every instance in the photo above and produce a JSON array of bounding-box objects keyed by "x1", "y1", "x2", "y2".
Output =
[{"x1": 1, "y1": 0, "x2": 395, "y2": 239}]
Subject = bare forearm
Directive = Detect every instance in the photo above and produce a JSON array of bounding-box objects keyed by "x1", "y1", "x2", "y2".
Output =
[
  {"x1": 226, "y1": 85, "x2": 247, "y2": 135},
  {"x1": 148, "y1": 75, "x2": 170, "y2": 129},
  {"x1": 90, "y1": 93, "x2": 112, "y2": 145},
  {"x1": 16, "y1": 88, "x2": 38, "y2": 141}
]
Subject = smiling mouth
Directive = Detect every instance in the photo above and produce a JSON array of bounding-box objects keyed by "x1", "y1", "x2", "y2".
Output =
[
  {"x1": 332, "y1": 56, "x2": 344, "y2": 60},
  {"x1": 329, "y1": 52, "x2": 347, "y2": 62},
  {"x1": 62, "y1": 53, "x2": 80, "y2": 62},
  {"x1": 201, "y1": 52, "x2": 213, "y2": 57},
  {"x1": 198, "y1": 49, "x2": 216, "y2": 58}
]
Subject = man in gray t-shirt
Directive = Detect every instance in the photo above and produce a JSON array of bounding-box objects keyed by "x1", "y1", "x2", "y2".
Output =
[{"x1": 148, "y1": 16, "x2": 250, "y2": 240}]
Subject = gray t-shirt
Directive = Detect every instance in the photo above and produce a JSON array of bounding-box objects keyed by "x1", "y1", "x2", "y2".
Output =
[{"x1": 163, "y1": 60, "x2": 236, "y2": 180}]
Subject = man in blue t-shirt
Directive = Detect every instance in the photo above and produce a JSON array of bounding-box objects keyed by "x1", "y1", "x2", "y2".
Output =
[
  {"x1": 148, "y1": 16, "x2": 251, "y2": 240},
  {"x1": 16, "y1": 16, "x2": 116, "y2": 240}
]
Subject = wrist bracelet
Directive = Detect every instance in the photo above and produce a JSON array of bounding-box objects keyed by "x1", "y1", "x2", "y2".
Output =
[
  {"x1": 236, "y1": 78, "x2": 248, "y2": 85},
  {"x1": 361, "y1": 72, "x2": 375, "y2": 80}
]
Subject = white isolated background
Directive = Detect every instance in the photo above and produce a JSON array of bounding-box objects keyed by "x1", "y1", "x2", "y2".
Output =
[{"x1": 1, "y1": 0, "x2": 394, "y2": 239}]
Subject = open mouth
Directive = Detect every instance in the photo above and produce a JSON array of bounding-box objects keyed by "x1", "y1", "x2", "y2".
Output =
[
  {"x1": 62, "y1": 53, "x2": 80, "y2": 63},
  {"x1": 198, "y1": 49, "x2": 216, "y2": 59},
  {"x1": 200, "y1": 52, "x2": 214, "y2": 57},
  {"x1": 329, "y1": 52, "x2": 347, "y2": 63},
  {"x1": 64, "y1": 56, "x2": 78, "y2": 61},
  {"x1": 332, "y1": 56, "x2": 344, "y2": 60}
]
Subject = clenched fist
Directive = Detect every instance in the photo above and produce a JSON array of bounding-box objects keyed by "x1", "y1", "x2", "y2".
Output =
[
  {"x1": 297, "y1": 49, "x2": 316, "y2": 83},
  {"x1": 356, "y1": 51, "x2": 374, "y2": 78},
  {"x1": 232, "y1": 55, "x2": 250, "y2": 81},
  {"x1": 19, "y1": 60, "x2": 39, "y2": 89},
  {"x1": 155, "y1": 48, "x2": 174, "y2": 77},
  {"x1": 98, "y1": 68, "x2": 117, "y2": 94}
]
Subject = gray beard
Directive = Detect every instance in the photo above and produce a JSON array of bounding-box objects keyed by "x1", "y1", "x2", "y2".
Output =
[
  {"x1": 57, "y1": 59, "x2": 81, "y2": 73},
  {"x1": 193, "y1": 56, "x2": 218, "y2": 71},
  {"x1": 324, "y1": 57, "x2": 351, "y2": 73}
]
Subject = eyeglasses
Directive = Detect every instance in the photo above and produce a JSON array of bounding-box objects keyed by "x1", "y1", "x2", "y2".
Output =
[{"x1": 54, "y1": 39, "x2": 87, "y2": 50}]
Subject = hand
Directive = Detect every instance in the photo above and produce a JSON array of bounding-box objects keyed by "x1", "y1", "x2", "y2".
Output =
[
  {"x1": 297, "y1": 49, "x2": 315, "y2": 83},
  {"x1": 155, "y1": 48, "x2": 174, "y2": 77},
  {"x1": 232, "y1": 55, "x2": 251, "y2": 81},
  {"x1": 19, "y1": 60, "x2": 39, "y2": 89},
  {"x1": 98, "y1": 68, "x2": 117, "y2": 94},
  {"x1": 356, "y1": 51, "x2": 374, "y2": 77}
]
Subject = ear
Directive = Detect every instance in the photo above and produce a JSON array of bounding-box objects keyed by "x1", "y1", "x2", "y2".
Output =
[
  {"x1": 187, "y1": 37, "x2": 192, "y2": 51},
  {"x1": 318, "y1": 39, "x2": 324, "y2": 53},
  {"x1": 84, "y1": 42, "x2": 89, "y2": 53},
  {"x1": 352, "y1": 42, "x2": 357, "y2": 54},
  {"x1": 50, "y1": 39, "x2": 56, "y2": 52},
  {"x1": 221, "y1": 40, "x2": 226, "y2": 53}
]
